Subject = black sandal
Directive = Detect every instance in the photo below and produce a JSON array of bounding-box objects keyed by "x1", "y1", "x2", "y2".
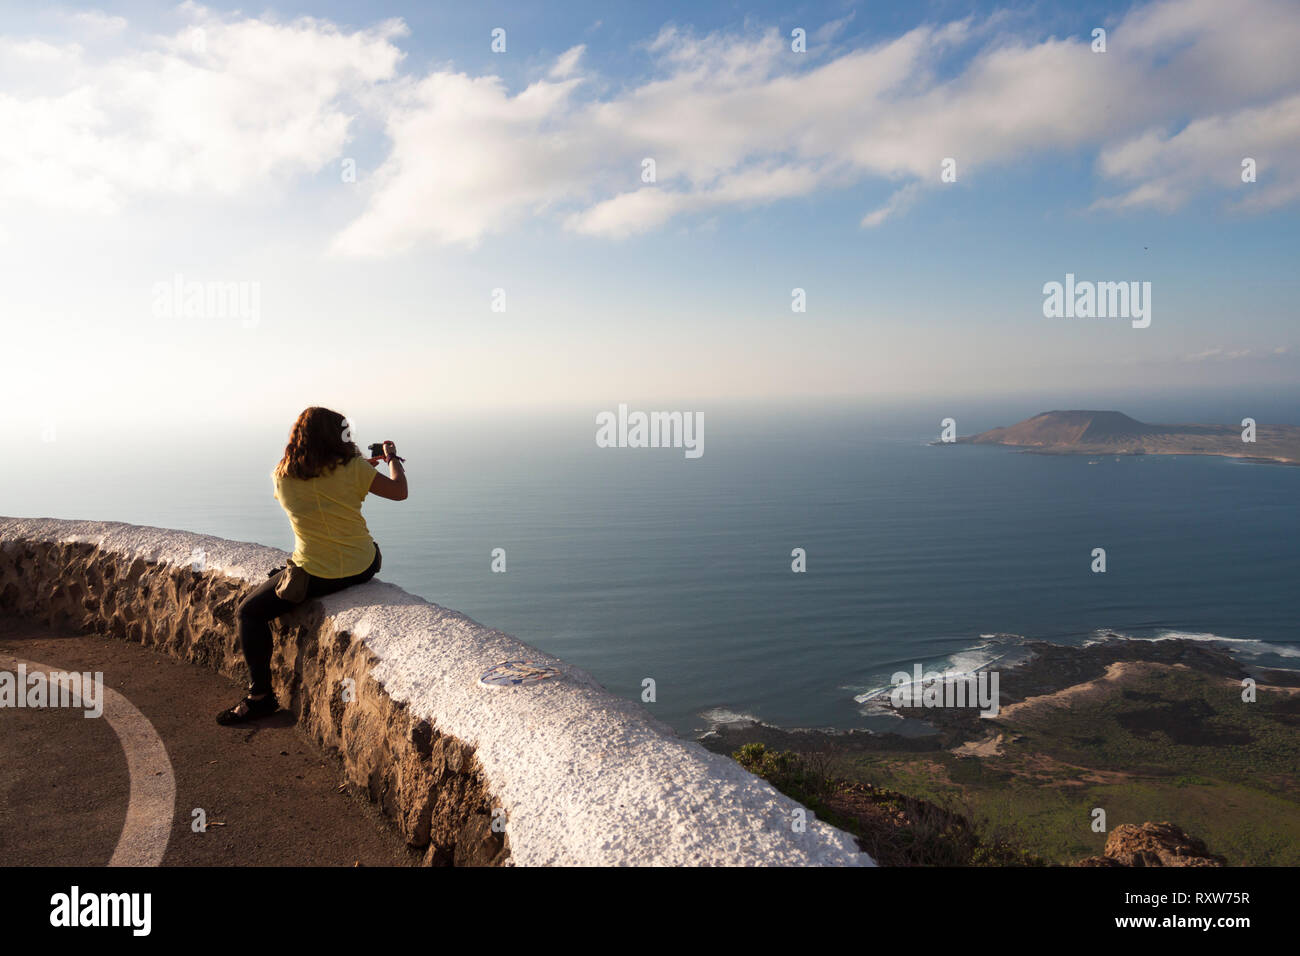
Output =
[{"x1": 216, "y1": 693, "x2": 279, "y2": 725}]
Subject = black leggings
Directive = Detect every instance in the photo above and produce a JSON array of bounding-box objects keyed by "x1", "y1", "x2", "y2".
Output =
[{"x1": 236, "y1": 543, "x2": 381, "y2": 695}]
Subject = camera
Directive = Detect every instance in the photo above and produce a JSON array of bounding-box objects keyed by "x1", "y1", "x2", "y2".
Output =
[{"x1": 367, "y1": 442, "x2": 386, "y2": 459}]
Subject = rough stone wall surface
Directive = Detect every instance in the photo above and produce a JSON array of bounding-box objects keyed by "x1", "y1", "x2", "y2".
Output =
[{"x1": 0, "y1": 517, "x2": 873, "y2": 867}]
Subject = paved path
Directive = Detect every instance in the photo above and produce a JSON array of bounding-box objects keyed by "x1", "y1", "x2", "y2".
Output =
[{"x1": 0, "y1": 616, "x2": 417, "y2": 866}]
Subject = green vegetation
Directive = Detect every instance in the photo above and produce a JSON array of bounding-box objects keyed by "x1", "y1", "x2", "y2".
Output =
[
  {"x1": 816, "y1": 666, "x2": 1300, "y2": 865},
  {"x1": 733, "y1": 742, "x2": 1046, "y2": 866}
]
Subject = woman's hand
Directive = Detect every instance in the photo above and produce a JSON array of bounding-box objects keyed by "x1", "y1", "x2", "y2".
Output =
[{"x1": 368, "y1": 440, "x2": 408, "y2": 500}]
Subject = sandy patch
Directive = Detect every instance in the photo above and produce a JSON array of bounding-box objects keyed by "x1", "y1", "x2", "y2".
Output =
[
  {"x1": 999, "y1": 661, "x2": 1299, "y2": 725},
  {"x1": 997, "y1": 661, "x2": 1181, "y2": 722},
  {"x1": 952, "y1": 733, "x2": 1005, "y2": 757}
]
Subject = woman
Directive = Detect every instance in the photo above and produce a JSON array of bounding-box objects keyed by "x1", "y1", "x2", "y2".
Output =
[{"x1": 217, "y1": 406, "x2": 408, "y2": 725}]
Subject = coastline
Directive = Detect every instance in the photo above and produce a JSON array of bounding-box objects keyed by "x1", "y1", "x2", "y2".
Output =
[
  {"x1": 698, "y1": 634, "x2": 1300, "y2": 754},
  {"x1": 699, "y1": 634, "x2": 1300, "y2": 865},
  {"x1": 998, "y1": 445, "x2": 1298, "y2": 466},
  {"x1": 934, "y1": 440, "x2": 1300, "y2": 466}
]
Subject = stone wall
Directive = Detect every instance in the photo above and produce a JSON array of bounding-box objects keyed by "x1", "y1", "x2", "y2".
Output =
[{"x1": 0, "y1": 517, "x2": 872, "y2": 867}]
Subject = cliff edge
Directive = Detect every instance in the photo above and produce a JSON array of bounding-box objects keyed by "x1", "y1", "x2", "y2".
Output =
[{"x1": 0, "y1": 516, "x2": 872, "y2": 867}]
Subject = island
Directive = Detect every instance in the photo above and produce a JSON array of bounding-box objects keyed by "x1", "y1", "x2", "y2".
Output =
[{"x1": 946, "y1": 410, "x2": 1300, "y2": 464}]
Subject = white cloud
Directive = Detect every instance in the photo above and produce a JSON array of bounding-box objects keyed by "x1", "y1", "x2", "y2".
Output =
[
  {"x1": 65, "y1": 11, "x2": 128, "y2": 35},
  {"x1": 0, "y1": 10, "x2": 406, "y2": 213},
  {"x1": 861, "y1": 183, "x2": 921, "y2": 228},
  {"x1": 329, "y1": 69, "x2": 591, "y2": 253},
  {"x1": 3, "y1": 0, "x2": 1299, "y2": 252},
  {"x1": 1182, "y1": 346, "x2": 1292, "y2": 362},
  {"x1": 565, "y1": 164, "x2": 821, "y2": 238},
  {"x1": 337, "y1": 0, "x2": 1300, "y2": 250},
  {"x1": 564, "y1": 189, "x2": 688, "y2": 240},
  {"x1": 549, "y1": 45, "x2": 585, "y2": 79},
  {"x1": 1094, "y1": 94, "x2": 1300, "y2": 212}
]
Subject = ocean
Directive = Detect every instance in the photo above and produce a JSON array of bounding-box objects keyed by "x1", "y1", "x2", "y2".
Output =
[{"x1": 7, "y1": 398, "x2": 1299, "y2": 737}]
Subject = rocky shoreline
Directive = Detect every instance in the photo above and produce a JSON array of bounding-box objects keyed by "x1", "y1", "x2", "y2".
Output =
[
  {"x1": 705, "y1": 634, "x2": 1299, "y2": 865},
  {"x1": 698, "y1": 635, "x2": 1299, "y2": 757},
  {"x1": 995, "y1": 447, "x2": 1300, "y2": 466}
]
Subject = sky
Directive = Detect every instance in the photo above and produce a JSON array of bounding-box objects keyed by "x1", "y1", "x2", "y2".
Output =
[{"x1": 1, "y1": 0, "x2": 1298, "y2": 439}]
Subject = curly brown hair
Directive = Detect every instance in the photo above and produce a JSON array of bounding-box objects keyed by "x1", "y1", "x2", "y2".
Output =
[{"x1": 275, "y1": 407, "x2": 361, "y2": 481}]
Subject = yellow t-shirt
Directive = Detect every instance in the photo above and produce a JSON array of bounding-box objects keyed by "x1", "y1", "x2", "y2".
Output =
[{"x1": 272, "y1": 455, "x2": 377, "y2": 579}]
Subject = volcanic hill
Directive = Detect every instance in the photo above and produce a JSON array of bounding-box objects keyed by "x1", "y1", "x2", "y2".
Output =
[{"x1": 951, "y1": 410, "x2": 1300, "y2": 464}]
